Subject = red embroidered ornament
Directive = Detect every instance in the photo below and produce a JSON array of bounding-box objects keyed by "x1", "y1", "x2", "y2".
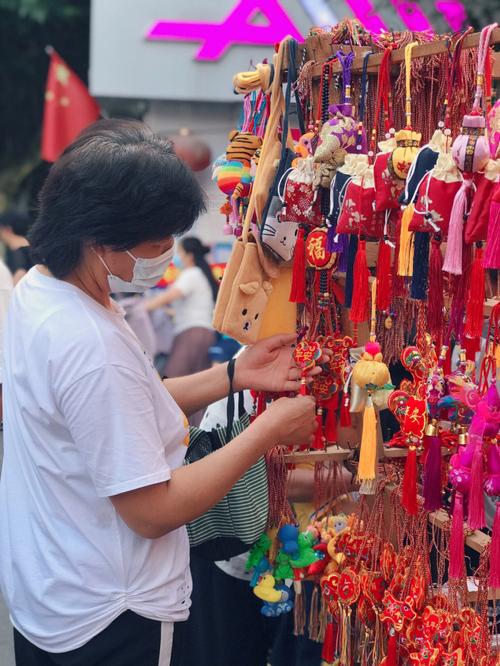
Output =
[{"x1": 305, "y1": 228, "x2": 338, "y2": 270}]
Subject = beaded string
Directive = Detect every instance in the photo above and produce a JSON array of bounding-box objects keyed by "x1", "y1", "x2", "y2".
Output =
[{"x1": 356, "y1": 51, "x2": 372, "y2": 152}]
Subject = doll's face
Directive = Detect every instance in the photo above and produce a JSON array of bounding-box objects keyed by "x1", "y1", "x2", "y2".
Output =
[
  {"x1": 237, "y1": 280, "x2": 272, "y2": 334},
  {"x1": 427, "y1": 371, "x2": 445, "y2": 405}
]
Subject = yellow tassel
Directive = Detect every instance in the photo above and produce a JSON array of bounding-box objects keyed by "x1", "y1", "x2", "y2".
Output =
[
  {"x1": 357, "y1": 394, "x2": 377, "y2": 481},
  {"x1": 397, "y1": 203, "x2": 415, "y2": 277}
]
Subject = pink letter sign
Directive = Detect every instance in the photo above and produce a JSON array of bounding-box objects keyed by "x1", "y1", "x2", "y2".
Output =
[{"x1": 147, "y1": 0, "x2": 304, "y2": 61}]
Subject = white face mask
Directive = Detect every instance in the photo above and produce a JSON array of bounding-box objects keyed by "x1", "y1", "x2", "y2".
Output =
[{"x1": 95, "y1": 246, "x2": 174, "y2": 293}]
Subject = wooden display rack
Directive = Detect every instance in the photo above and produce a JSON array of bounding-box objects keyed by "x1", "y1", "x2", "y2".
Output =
[
  {"x1": 282, "y1": 28, "x2": 497, "y2": 582},
  {"x1": 296, "y1": 27, "x2": 500, "y2": 79}
]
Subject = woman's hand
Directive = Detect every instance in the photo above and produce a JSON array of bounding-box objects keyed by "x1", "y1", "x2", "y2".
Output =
[
  {"x1": 254, "y1": 395, "x2": 317, "y2": 448},
  {"x1": 234, "y1": 334, "x2": 326, "y2": 394}
]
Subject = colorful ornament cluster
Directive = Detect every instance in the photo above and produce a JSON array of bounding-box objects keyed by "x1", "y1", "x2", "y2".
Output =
[{"x1": 215, "y1": 17, "x2": 500, "y2": 665}]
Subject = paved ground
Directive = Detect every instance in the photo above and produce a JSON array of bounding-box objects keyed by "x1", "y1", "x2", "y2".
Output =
[{"x1": 0, "y1": 433, "x2": 15, "y2": 666}]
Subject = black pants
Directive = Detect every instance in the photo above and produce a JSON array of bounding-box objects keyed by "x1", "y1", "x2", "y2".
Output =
[
  {"x1": 171, "y1": 552, "x2": 322, "y2": 666},
  {"x1": 13, "y1": 610, "x2": 173, "y2": 666}
]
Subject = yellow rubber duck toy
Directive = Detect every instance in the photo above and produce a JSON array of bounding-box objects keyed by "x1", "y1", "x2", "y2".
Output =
[{"x1": 253, "y1": 575, "x2": 284, "y2": 603}]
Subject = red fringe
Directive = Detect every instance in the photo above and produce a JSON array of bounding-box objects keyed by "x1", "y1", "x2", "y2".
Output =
[
  {"x1": 464, "y1": 245, "x2": 485, "y2": 340},
  {"x1": 401, "y1": 446, "x2": 418, "y2": 516},
  {"x1": 325, "y1": 395, "x2": 338, "y2": 444},
  {"x1": 349, "y1": 239, "x2": 369, "y2": 323},
  {"x1": 376, "y1": 241, "x2": 392, "y2": 311},
  {"x1": 449, "y1": 491, "x2": 465, "y2": 579},
  {"x1": 290, "y1": 226, "x2": 306, "y2": 303},
  {"x1": 427, "y1": 237, "x2": 444, "y2": 342},
  {"x1": 489, "y1": 503, "x2": 500, "y2": 590},
  {"x1": 386, "y1": 631, "x2": 398, "y2": 666},
  {"x1": 321, "y1": 621, "x2": 337, "y2": 663},
  {"x1": 340, "y1": 392, "x2": 351, "y2": 427},
  {"x1": 312, "y1": 409, "x2": 325, "y2": 450}
]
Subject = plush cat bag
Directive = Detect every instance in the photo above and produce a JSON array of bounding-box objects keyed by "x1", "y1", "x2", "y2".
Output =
[{"x1": 218, "y1": 239, "x2": 272, "y2": 344}]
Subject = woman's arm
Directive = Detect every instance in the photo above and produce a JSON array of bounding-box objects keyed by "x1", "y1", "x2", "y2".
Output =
[
  {"x1": 143, "y1": 286, "x2": 183, "y2": 312},
  {"x1": 164, "y1": 334, "x2": 327, "y2": 416},
  {"x1": 110, "y1": 395, "x2": 316, "y2": 538},
  {"x1": 163, "y1": 363, "x2": 230, "y2": 416}
]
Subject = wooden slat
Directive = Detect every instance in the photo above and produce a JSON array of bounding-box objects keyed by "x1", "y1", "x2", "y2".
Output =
[
  {"x1": 383, "y1": 446, "x2": 452, "y2": 459},
  {"x1": 428, "y1": 508, "x2": 491, "y2": 553},
  {"x1": 299, "y1": 28, "x2": 500, "y2": 78},
  {"x1": 283, "y1": 444, "x2": 354, "y2": 464}
]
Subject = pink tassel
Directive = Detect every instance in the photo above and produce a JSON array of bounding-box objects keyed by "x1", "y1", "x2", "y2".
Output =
[
  {"x1": 443, "y1": 176, "x2": 473, "y2": 275},
  {"x1": 423, "y1": 434, "x2": 442, "y2": 511},
  {"x1": 484, "y1": 198, "x2": 500, "y2": 269},
  {"x1": 449, "y1": 491, "x2": 465, "y2": 580},
  {"x1": 468, "y1": 441, "x2": 486, "y2": 530},
  {"x1": 489, "y1": 502, "x2": 500, "y2": 590}
]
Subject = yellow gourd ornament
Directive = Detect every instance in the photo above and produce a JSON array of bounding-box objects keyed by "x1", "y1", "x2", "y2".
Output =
[{"x1": 352, "y1": 341, "x2": 390, "y2": 493}]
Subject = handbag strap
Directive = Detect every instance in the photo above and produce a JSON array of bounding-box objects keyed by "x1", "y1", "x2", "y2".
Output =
[
  {"x1": 242, "y1": 39, "x2": 291, "y2": 242},
  {"x1": 225, "y1": 358, "x2": 245, "y2": 442},
  {"x1": 287, "y1": 38, "x2": 305, "y2": 136}
]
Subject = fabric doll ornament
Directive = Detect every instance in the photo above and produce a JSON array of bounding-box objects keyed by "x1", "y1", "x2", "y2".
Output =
[
  {"x1": 351, "y1": 341, "x2": 391, "y2": 494},
  {"x1": 483, "y1": 181, "x2": 500, "y2": 268},
  {"x1": 409, "y1": 153, "x2": 463, "y2": 238},
  {"x1": 464, "y1": 158, "x2": 500, "y2": 243},
  {"x1": 444, "y1": 23, "x2": 497, "y2": 275},
  {"x1": 336, "y1": 160, "x2": 384, "y2": 239},
  {"x1": 400, "y1": 130, "x2": 449, "y2": 207},
  {"x1": 279, "y1": 156, "x2": 321, "y2": 225}
]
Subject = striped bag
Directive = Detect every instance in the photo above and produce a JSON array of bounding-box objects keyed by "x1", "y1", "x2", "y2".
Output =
[{"x1": 185, "y1": 394, "x2": 269, "y2": 560}]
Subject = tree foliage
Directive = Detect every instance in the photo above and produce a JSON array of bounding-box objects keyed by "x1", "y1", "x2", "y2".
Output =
[{"x1": 0, "y1": 0, "x2": 90, "y2": 204}]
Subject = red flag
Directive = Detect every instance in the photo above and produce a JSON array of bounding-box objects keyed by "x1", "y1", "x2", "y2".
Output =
[{"x1": 41, "y1": 48, "x2": 100, "y2": 162}]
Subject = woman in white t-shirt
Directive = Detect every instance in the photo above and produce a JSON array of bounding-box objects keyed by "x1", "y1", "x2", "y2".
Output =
[
  {"x1": 0, "y1": 119, "x2": 318, "y2": 666},
  {"x1": 144, "y1": 237, "x2": 217, "y2": 379}
]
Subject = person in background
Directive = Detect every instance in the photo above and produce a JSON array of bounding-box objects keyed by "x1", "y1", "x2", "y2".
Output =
[
  {"x1": 144, "y1": 236, "x2": 218, "y2": 379},
  {"x1": 0, "y1": 256, "x2": 13, "y2": 422},
  {"x1": 0, "y1": 210, "x2": 33, "y2": 284}
]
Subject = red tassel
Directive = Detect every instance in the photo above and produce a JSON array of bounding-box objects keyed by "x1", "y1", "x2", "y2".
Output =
[
  {"x1": 350, "y1": 239, "x2": 369, "y2": 323},
  {"x1": 489, "y1": 502, "x2": 500, "y2": 590},
  {"x1": 402, "y1": 445, "x2": 418, "y2": 516},
  {"x1": 464, "y1": 244, "x2": 485, "y2": 340},
  {"x1": 427, "y1": 236, "x2": 444, "y2": 341},
  {"x1": 325, "y1": 395, "x2": 338, "y2": 444},
  {"x1": 376, "y1": 240, "x2": 392, "y2": 311},
  {"x1": 423, "y1": 433, "x2": 442, "y2": 512},
  {"x1": 386, "y1": 629, "x2": 397, "y2": 666},
  {"x1": 449, "y1": 491, "x2": 465, "y2": 579},
  {"x1": 312, "y1": 408, "x2": 325, "y2": 450},
  {"x1": 468, "y1": 440, "x2": 486, "y2": 530},
  {"x1": 340, "y1": 391, "x2": 351, "y2": 427},
  {"x1": 443, "y1": 176, "x2": 473, "y2": 275},
  {"x1": 483, "y1": 196, "x2": 500, "y2": 269},
  {"x1": 321, "y1": 621, "x2": 337, "y2": 663},
  {"x1": 290, "y1": 226, "x2": 306, "y2": 303}
]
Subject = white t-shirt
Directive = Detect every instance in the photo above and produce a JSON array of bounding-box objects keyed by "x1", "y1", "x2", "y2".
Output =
[
  {"x1": 172, "y1": 266, "x2": 214, "y2": 335},
  {"x1": 0, "y1": 267, "x2": 192, "y2": 653},
  {"x1": 0, "y1": 258, "x2": 13, "y2": 384}
]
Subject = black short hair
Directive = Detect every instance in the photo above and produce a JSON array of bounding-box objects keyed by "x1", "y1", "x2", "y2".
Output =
[
  {"x1": 0, "y1": 209, "x2": 32, "y2": 237},
  {"x1": 29, "y1": 119, "x2": 206, "y2": 278}
]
